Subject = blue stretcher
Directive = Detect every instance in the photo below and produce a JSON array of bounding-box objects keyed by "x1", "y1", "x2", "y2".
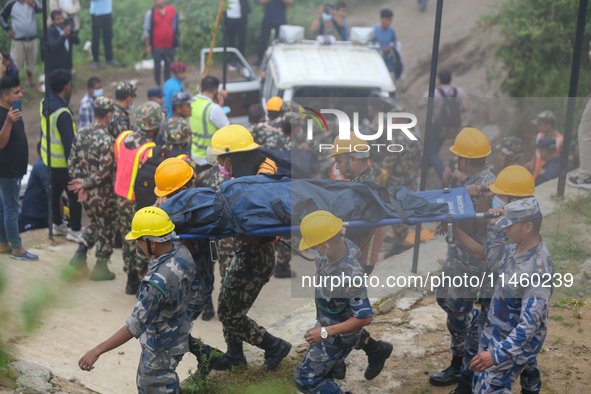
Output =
[{"x1": 178, "y1": 187, "x2": 488, "y2": 240}]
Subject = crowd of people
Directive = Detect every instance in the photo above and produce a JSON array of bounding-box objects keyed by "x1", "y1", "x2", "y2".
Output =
[{"x1": 0, "y1": 1, "x2": 589, "y2": 394}]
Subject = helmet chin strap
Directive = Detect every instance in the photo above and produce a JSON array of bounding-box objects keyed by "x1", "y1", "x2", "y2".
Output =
[{"x1": 344, "y1": 154, "x2": 351, "y2": 179}]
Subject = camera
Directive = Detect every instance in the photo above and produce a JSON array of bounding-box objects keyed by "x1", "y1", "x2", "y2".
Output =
[
  {"x1": 323, "y1": 3, "x2": 334, "y2": 14},
  {"x1": 65, "y1": 16, "x2": 78, "y2": 35}
]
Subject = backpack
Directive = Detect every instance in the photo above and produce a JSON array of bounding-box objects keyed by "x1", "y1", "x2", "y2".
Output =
[
  {"x1": 437, "y1": 87, "x2": 462, "y2": 129},
  {"x1": 134, "y1": 146, "x2": 188, "y2": 209}
]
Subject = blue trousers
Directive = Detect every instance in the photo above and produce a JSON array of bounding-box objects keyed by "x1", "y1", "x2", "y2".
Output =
[
  {"x1": 0, "y1": 177, "x2": 22, "y2": 251},
  {"x1": 294, "y1": 342, "x2": 353, "y2": 394}
]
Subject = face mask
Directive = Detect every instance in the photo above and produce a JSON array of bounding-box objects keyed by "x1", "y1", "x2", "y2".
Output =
[
  {"x1": 492, "y1": 196, "x2": 505, "y2": 209},
  {"x1": 93, "y1": 88, "x2": 103, "y2": 98},
  {"x1": 129, "y1": 102, "x2": 135, "y2": 110},
  {"x1": 218, "y1": 159, "x2": 233, "y2": 178},
  {"x1": 311, "y1": 244, "x2": 329, "y2": 262}
]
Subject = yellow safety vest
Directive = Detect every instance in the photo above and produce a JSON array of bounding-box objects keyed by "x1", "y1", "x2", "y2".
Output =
[
  {"x1": 40, "y1": 100, "x2": 77, "y2": 168},
  {"x1": 189, "y1": 96, "x2": 219, "y2": 159}
]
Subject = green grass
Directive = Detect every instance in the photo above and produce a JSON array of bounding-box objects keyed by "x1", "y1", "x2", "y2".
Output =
[{"x1": 182, "y1": 356, "x2": 301, "y2": 394}]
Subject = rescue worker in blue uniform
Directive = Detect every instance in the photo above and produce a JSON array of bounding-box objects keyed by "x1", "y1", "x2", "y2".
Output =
[
  {"x1": 294, "y1": 210, "x2": 374, "y2": 394},
  {"x1": 471, "y1": 198, "x2": 554, "y2": 394},
  {"x1": 431, "y1": 128, "x2": 497, "y2": 390},
  {"x1": 78, "y1": 207, "x2": 195, "y2": 394}
]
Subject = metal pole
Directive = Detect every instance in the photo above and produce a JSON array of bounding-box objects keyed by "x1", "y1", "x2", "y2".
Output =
[
  {"x1": 557, "y1": 0, "x2": 588, "y2": 197},
  {"x1": 42, "y1": 0, "x2": 53, "y2": 241},
  {"x1": 222, "y1": 11, "x2": 228, "y2": 90},
  {"x1": 411, "y1": 0, "x2": 444, "y2": 274}
]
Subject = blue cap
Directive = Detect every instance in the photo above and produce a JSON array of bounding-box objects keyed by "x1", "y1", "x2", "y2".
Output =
[
  {"x1": 535, "y1": 137, "x2": 557, "y2": 150},
  {"x1": 147, "y1": 88, "x2": 163, "y2": 99},
  {"x1": 495, "y1": 197, "x2": 541, "y2": 228}
]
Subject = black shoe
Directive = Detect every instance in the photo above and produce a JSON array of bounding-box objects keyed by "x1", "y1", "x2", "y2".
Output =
[
  {"x1": 449, "y1": 375, "x2": 472, "y2": 394},
  {"x1": 106, "y1": 59, "x2": 122, "y2": 67},
  {"x1": 89, "y1": 260, "x2": 116, "y2": 281},
  {"x1": 274, "y1": 263, "x2": 296, "y2": 279},
  {"x1": 333, "y1": 360, "x2": 346, "y2": 380},
  {"x1": 258, "y1": 332, "x2": 292, "y2": 371},
  {"x1": 201, "y1": 299, "x2": 215, "y2": 321},
  {"x1": 211, "y1": 342, "x2": 248, "y2": 371},
  {"x1": 429, "y1": 356, "x2": 462, "y2": 386},
  {"x1": 69, "y1": 251, "x2": 89, "y2": 276},
  {"x1": 568, "y1": 175, "x2": 591, "y2": 189},
  {"x1": 125, "y1": 269, "x2": 141, "y2": 295},
  {"x1": 364, "y1": 338, "x2": 393, "y2": 380},
  {"x1": 113, "y1": 233, "x2": 122, "y2": 249},
  {"x1": 188, "y1": 335, "x2": 223, "y2": 376},
  {"x1": 521, "y1": 390, "x2": 539, "y2": 394}
]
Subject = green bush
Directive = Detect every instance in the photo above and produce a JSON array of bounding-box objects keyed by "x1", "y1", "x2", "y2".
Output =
[{"x1": 483, "y1": 0, "x2": 591, "y2": 98}]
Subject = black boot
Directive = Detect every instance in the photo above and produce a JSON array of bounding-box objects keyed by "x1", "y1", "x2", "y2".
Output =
[
  {"x1": 363, "y1": 338, "x2": 393, "y2": 380},
  {"x1": 258, "y1": 332, "x2": 292, "y2": 371},
  {"x1": 332, "y1": 360, "x2": 346, "y2": 380},
  {"x1": 429, "y1": 355, "x2": 462, "y2": 386},
  {"x1": 89, "y1": 259, "x2": 116, "y2": 281},
  {"x1": 125, "y1": 269, "x2": 141, "y2": 295},
  {"x1": 521, "y1": 390, "x2": 539, "y2": 394},
  {"x1": 211, "y1": 342, "x2": 248, "y2": 371},
  {"x1": 188, "y1": 335, "x2": 223, "y2": 376},
  {"x1": 274, "y1": 262, "x2": 297, "y2": 279},
  {"x1": 69, "y1": 244, "x2": 89, "y2": 276},
  {"x1": 201, "y1": 299, "x2": 215, "y2": 321},
  {"x1": 449, "y1": 375, "x2": 472, "y2": 394}
]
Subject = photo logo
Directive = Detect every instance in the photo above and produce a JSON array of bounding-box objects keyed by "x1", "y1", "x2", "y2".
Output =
[{"x1": 304, "y1": 108, "x2": 418, "y2": 154}]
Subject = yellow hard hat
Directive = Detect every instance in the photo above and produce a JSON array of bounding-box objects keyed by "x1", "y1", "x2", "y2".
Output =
[
  {"x1": 206, "y1": 125, "x2": 260, "y2": 164},
  {"x1": 154, "y1": 158, "x2": 194, "y2": 197},
  {"x1": 328, "y1": 134, "x2": 371, "y2": 158},
  {"x1": 299, "y1": 210, "x2": 343, "y2": 250},
  {"x1": 449, "y1": 127, "x2": 491, "y2": 158},
  {"x1": 125, "y1": 207, "x2": 175, "y2": 241},
  {"x1": 488, "y1": 165, "x2": 535, "y2": 197},
  {"x1": 266, "y1": 96, "x2": 283, "y2": 112}
]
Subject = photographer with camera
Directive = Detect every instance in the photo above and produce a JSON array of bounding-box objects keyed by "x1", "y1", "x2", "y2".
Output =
[
  {"x1": 311, "y1": 2, "x2": 348, "y2": 41},
  {"x1": 46, "y1": 10, "x2": 80, "y2": 74},
  {"x1": 48, "y1": 0, "x2": 80, "y2": 30}
]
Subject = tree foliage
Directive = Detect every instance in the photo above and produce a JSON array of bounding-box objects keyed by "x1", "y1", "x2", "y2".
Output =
[{"x1": 485, "y1": 0, "x2": 591, "y2": 97}]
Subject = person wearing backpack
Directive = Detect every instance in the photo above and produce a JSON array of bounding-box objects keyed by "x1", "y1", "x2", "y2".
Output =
[
  {"x1": 419, "y1": 69, "x2": 469, "y2": 180},
  {"x1": 134, "y1": 116, "x2": 194, "y2": 209}
]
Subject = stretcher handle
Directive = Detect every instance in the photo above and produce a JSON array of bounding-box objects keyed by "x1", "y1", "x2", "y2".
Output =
[{"x1": 476, "y1": 212, "x2": 503, "y2": 219}]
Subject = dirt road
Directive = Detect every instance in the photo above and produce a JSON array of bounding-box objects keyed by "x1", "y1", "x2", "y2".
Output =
[{"x1": 5, "y1": 1, "x2": 502, "y2": 393}]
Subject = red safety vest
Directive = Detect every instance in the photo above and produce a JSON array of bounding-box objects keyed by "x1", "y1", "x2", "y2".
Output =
[{"x1": 114, "y1": 130, "x2": 156, "y2": 200}]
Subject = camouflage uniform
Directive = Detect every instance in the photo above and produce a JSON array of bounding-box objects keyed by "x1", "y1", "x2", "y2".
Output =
[
  {"x1": 294, "y1": 239, "x2": 373, "y2": 393},
  {"x1": 250, "y1": 121, "x2": 291, "y2": 150},
  {"x1": 474, "y1": 199, "x2": 553, "y2": 393},
  {"x1": 161, "y1": 117, "x2": 192, "y2": 148},
  {"x1": 371, "y1": 115, "x2": 423, "y2": 252},
  {"x1": 117, "y1": 103, "x2": 165, "y2": 275},
  {"x1": 125, "y1": 243, "x2": 195, "y2": 394},
  {"x1": 68, "y1": 108, "x2": 117, "y2": 260},
  {"x1": 186, "y1": 240, "x2": 216, "y2": 321},
  {"x1": 108, "y1": 82, "x2": 136, "y2": 139},
  {"x1": 194, "y1": 166, "x2": 233, "y2": 276},
  {"x1": 217, "y1": 238, "x2": 276, "y2": 345},
  {"x1": 435, "y1": 167, "x2": 496, "y2": 379}
]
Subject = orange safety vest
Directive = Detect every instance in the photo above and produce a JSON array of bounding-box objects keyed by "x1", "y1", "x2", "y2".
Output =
[{"x1": 114, "y1": 130, "x2": 156, "y2": 200}]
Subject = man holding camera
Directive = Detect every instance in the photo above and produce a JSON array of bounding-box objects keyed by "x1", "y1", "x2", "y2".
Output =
[
  {"x1": 311, "y1": 2, "x2": 348, "y2": 41},
  {"x1": 48, "y1": 0, "x2": 80, "y2": 30},
  {"x1": 46, "y1": 9, "x2": 80, "y2": 74}
]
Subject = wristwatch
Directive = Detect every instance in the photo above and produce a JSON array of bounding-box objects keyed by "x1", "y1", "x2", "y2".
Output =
[{"x1": 320, "y1": 327, "x2": 329, "y2": 339}]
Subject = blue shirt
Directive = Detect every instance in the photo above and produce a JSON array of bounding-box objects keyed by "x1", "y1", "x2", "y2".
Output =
[
  {"x1": 90, "y1": 0, "x2": 112, "y2": 16},
  {"x1": 20, "y1": 158, "x2": 48, "y2": 219},
  {"x1": 162, "y1": 77, "x2": 186, "y2": 117},
  {"x1": 372, "y1": 24, "x2": 397, "y2": 49},
  {"x1": 263, "y1": 0, "x2": 287, "y2": 24}
]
